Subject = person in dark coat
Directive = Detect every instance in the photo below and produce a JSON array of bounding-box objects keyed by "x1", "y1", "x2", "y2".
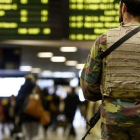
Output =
[
  {"x1": 4, "y1": 95, "x2": 16, "y2": 136},
  {"x1": 51, "y1": 86, "x2": 60, "y2": 131},
  {"x1": 15, "y1": 74, "x2": 40, "y2": 140},
  {"x1": 64, "y1": 87, "x2": 80, "y2": 137}
]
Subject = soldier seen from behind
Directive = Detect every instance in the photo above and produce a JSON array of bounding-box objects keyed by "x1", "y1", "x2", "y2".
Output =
[{"x1": 80, "y1": 0, "x2": 140, "y2": 139}]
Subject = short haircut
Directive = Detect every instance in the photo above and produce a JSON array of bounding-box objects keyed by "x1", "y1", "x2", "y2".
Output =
[{"x1": 121, "y1": 0, "x2": 140, "y2": 16}]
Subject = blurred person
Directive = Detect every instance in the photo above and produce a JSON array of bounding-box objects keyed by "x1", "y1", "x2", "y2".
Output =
[
  {"x1": 0, "y1": 100, "x2": 6, "y2": 138},
  {"x1": 0, "y1": 98, "x2": 12, "y2": 139},
  {"x1": 63, "y1": 87, "x2": 80, "y2": 138},
  {"x1": 80, "y1": 0, "x2": 140, "y2": 139},
  {"x1": 51, "y1": 85, "x2": 61, "y2": 131},
  {"x1": 41, "y1": 88, "x2": 53, "y2": 137},
  {"x1": 4, "y1": 95, "x2": 16, "y2": 136},
  {"x1": 15, "y1": 74, "x2": 41, "y2": 140}
]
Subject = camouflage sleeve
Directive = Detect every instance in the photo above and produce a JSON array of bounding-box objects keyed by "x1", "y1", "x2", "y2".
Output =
[{"x1": 80, "y1": 34, "x2": 107, "y2": 102}]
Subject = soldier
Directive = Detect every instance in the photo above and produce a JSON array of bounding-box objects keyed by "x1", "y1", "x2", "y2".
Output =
[{"x1": 80, "y1": 0, "x2": 140, "y2": 139}]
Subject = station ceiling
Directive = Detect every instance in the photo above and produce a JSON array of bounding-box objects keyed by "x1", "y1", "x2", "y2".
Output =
[{"x1": 0, "y1": 40, "x2": 93, "y2": 77}]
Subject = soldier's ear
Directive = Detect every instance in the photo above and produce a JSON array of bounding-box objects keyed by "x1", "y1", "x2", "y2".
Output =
[{"x1": 122, "y1": 3, "x2": 127, "y2": 14}]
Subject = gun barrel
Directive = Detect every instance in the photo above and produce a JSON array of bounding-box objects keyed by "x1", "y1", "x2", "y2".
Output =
[
  {"x1": 81, "y1": 127, "x2": 92, "y2": 140},
  {"x1": 89, "y1": 107, "x2": 100, "y2": 127},
  {"x1": 81, "y1": 105, "x2": 101, "y2": 140}
]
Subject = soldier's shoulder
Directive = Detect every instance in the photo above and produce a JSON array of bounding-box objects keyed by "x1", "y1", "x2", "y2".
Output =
[{"x1": 108, "y1": 26, "x2": 121, "y2": 31}]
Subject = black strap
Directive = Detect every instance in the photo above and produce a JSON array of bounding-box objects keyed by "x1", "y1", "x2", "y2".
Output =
[{"x1": 100, "y1": 26, "x2": 140, "y2": 59}]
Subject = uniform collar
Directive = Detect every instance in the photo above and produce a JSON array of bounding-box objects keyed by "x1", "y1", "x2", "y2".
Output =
[{"x1": 121, "y1": 22, "x2": 140, "y2": 27}]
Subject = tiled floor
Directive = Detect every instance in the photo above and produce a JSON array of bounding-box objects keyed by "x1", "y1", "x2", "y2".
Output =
[
  {"x1": 0, "y1": 110, "x2": 100, "y2": 140},
  {"x1": 0, "y1": 124, "x2": 99, "y2": 140},
  {"x1": 45, "y1": 125, "x2": 98, "y2": 140}
]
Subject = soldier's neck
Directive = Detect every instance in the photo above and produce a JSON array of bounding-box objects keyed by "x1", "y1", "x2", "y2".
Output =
[{"x1": 123, "y1": 13, "x2": 140, "y2": 24}]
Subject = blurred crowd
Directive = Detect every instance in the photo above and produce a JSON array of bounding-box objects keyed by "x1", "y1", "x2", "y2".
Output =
[{"x1": 0, "y1": 74, "x2": 89, "y2": 140}]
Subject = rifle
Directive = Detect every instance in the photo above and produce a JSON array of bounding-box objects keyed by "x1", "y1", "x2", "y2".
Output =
[{"x1": 81, "y1": 105, "x2": 101, "y2": 140}]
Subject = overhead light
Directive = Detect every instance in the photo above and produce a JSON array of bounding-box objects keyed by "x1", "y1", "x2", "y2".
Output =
[
  {"x1": 78, "y1": 89, "x2": 85, "y2": 102},
  {"x1": 32, "y1": 68, "x2": 41, "y2": 73},
  {"x1": 76, "y1": 64, "x2": 84, "y2": 69},
  {"x1": 60, "y1": 47, "x2": 77, "y2": 52},
  {"x1": 37, "y1": 52, "x2": 53, "y2": 58},
  {"x1": 52, "y1": 72, "x2": 76, "y2": 78},
  {"x1": 20, "y1": 66, "x2": 32, "y2": 71},
  {"x1": 37, "y1": 80, "x2": 54, "y2": 88},
  {"x1": 79, "y1": 69, "x2": 82, "y2": 77},
  {"x1": 42, "y1": 70, "x2": 52, "y2": 77},
  {"x1": 41, "y1": 71, "x2": 75, "y2": 78},
  {"x1": 42, "y1": 70, "x2": 52, "y2": 74},
  {"x1": 51, "y1": 56, "x2": 66, "y2": 62},
  {"x1": 69, "y1": 77, "x2": 79, "y2": 87},
  {"x1": 65, "y1": 61, "x2": 77, "y2": 66}
]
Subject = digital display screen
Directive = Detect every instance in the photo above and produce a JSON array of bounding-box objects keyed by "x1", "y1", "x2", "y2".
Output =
[
  {"x1": 0, "y1": 0, "x2": 120, "y2": 40},
  {"x1": 69, "y1": 0, "x2": 120, "y2": 40},
  {"x1": 0, "y1": 0, "x2": 63, "y2": 40}
]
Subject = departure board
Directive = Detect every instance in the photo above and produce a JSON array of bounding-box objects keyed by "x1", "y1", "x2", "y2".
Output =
[
  {"x1": 69, "y1": 0, "x2": 120, "y2": 40},
  {"x1": 0, "y1": 0, "x2": 121, "y2": 40},
  {"x1": 0, "y1": 0, "x2": 64, "y2": 40}
]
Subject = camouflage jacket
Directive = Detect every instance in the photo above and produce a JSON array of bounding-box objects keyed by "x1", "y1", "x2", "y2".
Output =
[{"x1": 80, "y1": 29, "x2": 140, "y2": 126}]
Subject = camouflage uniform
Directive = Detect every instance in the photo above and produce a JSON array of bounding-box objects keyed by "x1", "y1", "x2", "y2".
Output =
[{"x1": 80, "y1": 23, "x2": 140, "y2": 140}]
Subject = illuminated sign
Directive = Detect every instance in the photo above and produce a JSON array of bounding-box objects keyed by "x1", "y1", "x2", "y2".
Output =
[
  {"x1": 0, "y1": 0, "x2": 120, "y2": 40},
  {"x1": 69, "y1": 0, "x2": 120, "y2": 40},
  {"x1": 0, "y1": 0, "x2": 53, "y2": 40}
]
